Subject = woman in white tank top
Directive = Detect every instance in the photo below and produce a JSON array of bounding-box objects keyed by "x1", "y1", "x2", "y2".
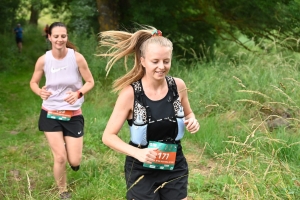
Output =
[{"x1": 29, "y1": 22, "x2": 94, "y2": 199}]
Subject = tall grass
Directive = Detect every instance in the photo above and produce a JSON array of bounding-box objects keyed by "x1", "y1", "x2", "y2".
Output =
[
  {"x1": 1, "y1": 26, "x2": 300, "y2": 199},
  {"x1": 182, "y1": 39, "x2": 300, "y2": 199}
]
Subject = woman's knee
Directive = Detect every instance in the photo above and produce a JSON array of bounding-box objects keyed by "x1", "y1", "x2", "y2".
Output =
[
  {"x1": 68, "y1": 155, "x2": 82, "y2": 167},
  {"x1": 54, "y1": 154, "x2": 68, "y2": 165}
]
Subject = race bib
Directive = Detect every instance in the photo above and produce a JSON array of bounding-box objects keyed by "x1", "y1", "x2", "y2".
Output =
[
  {"x1": 47, "y1": 110, "x2": 73, "y2": 121},
  {"x1": 143, "y1": 141, "x2": 177, "y2": 170}
]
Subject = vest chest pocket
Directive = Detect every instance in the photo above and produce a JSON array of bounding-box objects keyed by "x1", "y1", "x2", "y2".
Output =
[{"x1": 129, "y1": 124, "x2": 148, "y2": 146}]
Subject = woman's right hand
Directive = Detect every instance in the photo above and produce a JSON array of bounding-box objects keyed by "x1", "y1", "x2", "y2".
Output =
[
  {"x1": 135, "y1": 148, "x2": 158, "y2": 164},
  {"x1": 39, "y1": 86, "x2": 52, "y2": 100}
]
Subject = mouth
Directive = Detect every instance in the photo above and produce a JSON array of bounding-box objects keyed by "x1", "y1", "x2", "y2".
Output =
[{"x1": 55, "y1": 42, "x2": 64, "y2": 45}]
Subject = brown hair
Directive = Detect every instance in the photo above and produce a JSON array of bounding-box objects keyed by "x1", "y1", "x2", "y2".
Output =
[
  {"x1": 49, "y1": 22, "x2": 78, "y2": 51},
  {"x1": 98, "y1": 25, "x2": 173, "y2": 92}
]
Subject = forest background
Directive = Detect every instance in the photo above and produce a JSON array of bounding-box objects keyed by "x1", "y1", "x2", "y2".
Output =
[{"x1": 2, "y1": 0, "x2": 300, "y2": 199}]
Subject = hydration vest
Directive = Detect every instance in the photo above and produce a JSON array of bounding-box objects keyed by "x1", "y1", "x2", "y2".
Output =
[{"x1": 129, "y1": 76, "x2": 185, "y2": 146}]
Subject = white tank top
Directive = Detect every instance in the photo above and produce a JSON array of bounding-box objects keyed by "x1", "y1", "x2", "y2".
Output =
[{"x1": 42, "y1": 48, "x2": 84, "y2": 110}]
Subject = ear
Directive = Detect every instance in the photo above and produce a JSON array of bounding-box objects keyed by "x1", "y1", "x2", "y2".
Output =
[{"x1": 140, "y1": 57, "x2": 146, "y2": 67}]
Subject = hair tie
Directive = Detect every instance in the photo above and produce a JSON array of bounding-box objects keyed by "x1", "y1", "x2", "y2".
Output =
[{"x1": 152, "y1": 30, "x2": 162, "y2": 37}]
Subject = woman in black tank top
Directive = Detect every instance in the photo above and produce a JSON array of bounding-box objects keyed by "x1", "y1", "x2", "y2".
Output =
[{"x1": 99, "y1": 26, "x2": 200, "y2": 200}]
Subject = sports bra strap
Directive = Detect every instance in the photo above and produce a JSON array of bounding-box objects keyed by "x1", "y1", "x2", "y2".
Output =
[{"x1": 166, "y1": 76, "x2": 179, "y2": 103}]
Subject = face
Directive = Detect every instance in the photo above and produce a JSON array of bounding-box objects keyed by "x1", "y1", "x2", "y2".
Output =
[
  {"x1": 141, "y1": 43, "x2": 172, "y2": 80},
  {"x1": 48, "y1": 26, "x2": 68, "y2": 50}
]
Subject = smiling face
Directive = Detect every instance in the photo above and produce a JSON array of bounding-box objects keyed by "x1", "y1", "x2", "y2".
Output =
[
  {"x1": 48, "y1": 26, "x2": 68, "y2": 50},
  {"x1": 141, "y1": 43, "x2": 172, "y2": 80}
]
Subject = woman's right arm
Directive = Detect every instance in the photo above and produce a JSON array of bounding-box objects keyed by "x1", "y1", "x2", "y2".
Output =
[
  {"x1": 29, "y1": 55, "x2": 52, "y2": 100},
  {"x1": 102, "y1": 86, "x2": 157, "y2": 164}
]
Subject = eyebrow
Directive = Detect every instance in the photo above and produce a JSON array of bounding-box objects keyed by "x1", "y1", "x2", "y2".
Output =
[{"x1": 151, "y1": 58, "x2": 170, "y2": 61}]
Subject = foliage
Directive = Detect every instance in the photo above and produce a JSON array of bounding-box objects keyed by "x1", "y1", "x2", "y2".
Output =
[
  {"x1": 5, "y1": 0, "x2": 300, "y2": 60},
  {"x1": 0, "y1": 24, "x2": 45, "y2": 72},
  {"x1": 209, "y1": 0, "x2": 300, "y2": 51},
  {"x1": 16, "y1": 0, "x2": 54, "y2": 25},
  {"x1": 33, "y1": 0, "x2": 99, "y2": 35},
  {"x1": 118, "y1": 0, "x2": 300, "y2": 60},
  {"x1": 0, "y1": 0, "x2": 22, "y2": 33},
  {"x1": 67, "y1": 0, "x2": 99, "y2": 35},
  {"x1": 119, "y1": 0, "x2": 216, "y2": 60}
]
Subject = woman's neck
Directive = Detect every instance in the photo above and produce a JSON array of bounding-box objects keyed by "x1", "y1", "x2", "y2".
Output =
[
  {"x1": 141, "y1": 76, "x2": 168, "y2": 99},
  {"x1": 51, "y1": 47, "x2": 68, "y2": 60},
  {"x1": 142, "y1": 76, "x2": 166, "y2": 89}
]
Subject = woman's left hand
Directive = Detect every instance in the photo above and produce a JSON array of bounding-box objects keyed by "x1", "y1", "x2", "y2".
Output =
[
  {"x1": 184, "y1": 118, "x2": 200, "y2": 134},
  {"x1": 64, "y1": 91, "x2": 78, "y2": 105}
]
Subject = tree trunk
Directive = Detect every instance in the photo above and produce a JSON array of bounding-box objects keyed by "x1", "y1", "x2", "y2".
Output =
[
  {"x1": 96, "y1": 0, "x2": 119, "y2": 32},
  {"x1": 29, "y1": 5, "x2": 39, "y2": 25}
]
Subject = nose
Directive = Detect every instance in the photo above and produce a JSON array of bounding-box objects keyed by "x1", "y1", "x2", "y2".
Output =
[{"x1": 158, "y1": 61, "x2": 164, "y2": 69}]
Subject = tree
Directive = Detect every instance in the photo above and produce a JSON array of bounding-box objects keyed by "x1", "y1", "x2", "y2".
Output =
[
  {"x1": 29, "y1": 4, "x2": 39, "y2": 25},
  {"x1": 27, "y1": 0, "x2": 72, "y2": 26},
  {"x1": 96, "y1": 0, "x2": 119, "y2": 32}
]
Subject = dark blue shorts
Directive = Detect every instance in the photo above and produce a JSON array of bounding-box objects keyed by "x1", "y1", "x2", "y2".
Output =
[{"x1": 38, "y1": 109, "x2": 84, "y2": 138}]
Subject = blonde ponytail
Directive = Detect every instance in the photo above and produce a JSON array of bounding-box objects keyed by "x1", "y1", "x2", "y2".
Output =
[{"x1": 97, "y1": 25, "x2": 173, "y2": 92}]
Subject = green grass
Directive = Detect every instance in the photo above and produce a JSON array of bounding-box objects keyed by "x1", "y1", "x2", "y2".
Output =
[{"x1": 1, "y1": 26, "x2": 300, "y2": 199}]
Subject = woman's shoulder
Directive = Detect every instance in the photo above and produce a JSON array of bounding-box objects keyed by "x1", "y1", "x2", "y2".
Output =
[
  {"x1": 73, "y1": 49, "x2": 84, "y2": 57},
  {"x1": 119, "y1": 85, "x2": 135, "y2": 98},
  {"x1": 34, "y1": 54, "x2": 46, "y2": 70},
  {"x1": 115, "y1": 85, "x2": 135, "y2": 108},
  {"x1": 71, "y1": 50, "x2": 87, "y2": 68},
  {"x1": 36, "y1": 54, "x2": 46, "y2": 65},
  {"x1": 172, "y1": 77, "x2": 188, "y2": 99},
  {"x1": 73, "y1": 50, "x2": 85, "y2": 62},
  {"x1": 172, "y1": 77, "x2": 186, "y2": 90}
]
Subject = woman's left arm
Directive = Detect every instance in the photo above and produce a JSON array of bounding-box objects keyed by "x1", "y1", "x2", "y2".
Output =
[
  {"x1": 76, "y1": 52, "x2": 95, "y2": 95},
  {"x1": 174, "y1": 77, "x2": 200, "y2": 134},
  {"x1": 64, "y1": 52, "x2": 94, "y2": 104}
]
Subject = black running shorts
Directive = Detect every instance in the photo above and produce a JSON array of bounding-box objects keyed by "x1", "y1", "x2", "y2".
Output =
[
  {"x1": 125, "y1": 144, "x2": 188, "y2": 200},
  {"x1": 38, "y1": 109, "x2": 84, "y2": 138},
  {"x1": 16, "y1": 37, "x2": 22, "y2": 43}
]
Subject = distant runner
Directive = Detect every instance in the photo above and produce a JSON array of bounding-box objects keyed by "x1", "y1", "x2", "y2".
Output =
[{"x1": 14, "y1": 24, "x2": 23, "y2": 53}]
